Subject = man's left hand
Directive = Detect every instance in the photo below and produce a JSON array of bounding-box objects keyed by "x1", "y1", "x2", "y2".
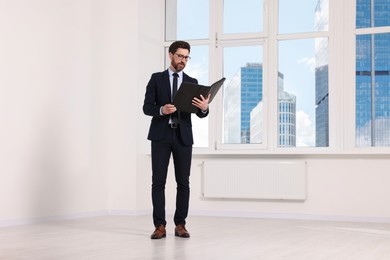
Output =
[{"x1": 192, "y1": 93, "x2": 211, "y2": 111}]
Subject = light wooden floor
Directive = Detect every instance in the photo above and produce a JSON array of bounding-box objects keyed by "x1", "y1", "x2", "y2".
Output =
[{"x1": 1, "y1": 215, "x2": 390, "y2": 260}]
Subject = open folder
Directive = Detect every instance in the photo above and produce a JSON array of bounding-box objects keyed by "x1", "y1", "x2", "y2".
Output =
[{"x1": 173, "y1": 77, "x2": 226, "y2": 113}]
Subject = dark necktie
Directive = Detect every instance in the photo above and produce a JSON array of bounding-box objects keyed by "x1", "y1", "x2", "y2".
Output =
[
  {"x1": 172, "y1": 73, "x2": 179, "y2": 124},
  {"x1": 172, "y1": 73, "x2": 178, "y2": 101}
]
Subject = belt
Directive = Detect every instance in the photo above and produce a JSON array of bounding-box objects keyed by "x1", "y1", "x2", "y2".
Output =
[{"x1": 170, "y1": 123, "x2": 179, "y2": 129}]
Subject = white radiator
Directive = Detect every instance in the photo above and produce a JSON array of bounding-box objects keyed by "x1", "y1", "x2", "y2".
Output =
[{"x1": 202, "y1": 160, "x2": 307, "y2": 200}]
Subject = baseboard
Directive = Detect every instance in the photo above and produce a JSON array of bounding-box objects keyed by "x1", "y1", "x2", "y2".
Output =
[
  {"x1": 2, "y1": 209, "x2": 390, "y2": 227},
  {"x1": 0, "y1": 210, "x2": 153, "y2": 228},
  {"x1": 189, "y1": 210, "x2": 390, "y2": 224}
]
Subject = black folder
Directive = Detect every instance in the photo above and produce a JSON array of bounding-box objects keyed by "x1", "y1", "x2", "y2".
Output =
[{"x1": 173, "y1": 77, "x2": 226, "y2": 113}]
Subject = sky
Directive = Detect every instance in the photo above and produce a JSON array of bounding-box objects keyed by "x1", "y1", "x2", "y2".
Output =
[{"x1": 170, "y1": 0, "x2": 325, "y2": 147}]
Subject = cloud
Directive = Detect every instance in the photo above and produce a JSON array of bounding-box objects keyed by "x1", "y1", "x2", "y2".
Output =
[
  {"x1": 296, "y1": 110, "x2": 315, "y2": 147},
  {"x1": 356, "y1": 117, "x2": 390, "y2": 147},
  {"x1": 185, "y1": 62, "x2": 208, "y2": 83},
  {"x1": 297, "y1": 56, "x2": 316, "y2": 73}
]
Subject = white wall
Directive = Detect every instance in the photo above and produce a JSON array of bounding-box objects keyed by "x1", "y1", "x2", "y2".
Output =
[
  {"x1": 0, "y1": 0, "x2": 106, "y2": 223},
  {"x1": 1, "y1": 0, "x2": 390, "y2": 226},
  {"x1": 96, "y1": 0, "x2": 139, "y2": 214},
  {"x1": 0, "y1": 0, "x2": 161, "y2": 225},
  {"x1": 135, "y1": 0, "x2": 165, "y2": 214},
  {"x1": 0, "y1": 0, "x2": 144, "y2": 224}
]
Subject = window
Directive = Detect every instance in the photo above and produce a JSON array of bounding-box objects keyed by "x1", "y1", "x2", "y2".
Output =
[
  {"x1": 185, "y1": 45, "x2": 210, "y2": 147},
  {"x1": 222, "y1": 46, "x2": 264, "y2": 145},
  {"x1": 223, "y1": 0, "x2": 264, "y2": 34},
  {"x1": 355, "y1": 0, "x2": 390, "y2": 147},
  {"x1": 278, "y1": 0, "x2": 329, "y2": 148},
  {"x1": 163, "y1": 0, "x2": 390, "y2": 153},
  {"x1": 165, "y1": 0, "x2": 209, "y2": 41},
  {"x1": 165, "y1": 0, "x2": 266, "y2": 149}
]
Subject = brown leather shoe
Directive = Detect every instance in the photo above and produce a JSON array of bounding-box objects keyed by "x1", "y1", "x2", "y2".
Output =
[
  {"x1": 175, "y1": 224, "x2": 190, "y2": 238},
  {"x1": 151, "y1": 224, "x2": 166, "y2": 239}
]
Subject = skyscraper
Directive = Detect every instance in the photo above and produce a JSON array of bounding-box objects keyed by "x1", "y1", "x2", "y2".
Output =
[
  {"x1": 315, "y1": 0, "x2": 329, "y2": 147},
  {"x1": 223, "y1": 63, "x2": 296, "y2": 146},
  {"x1": 240, "y1": 63, "x2": 263, "y2": 143},
  {"x1": 356, "y1": 0, "x2": 390, "y2": 147},
  {"x1": 278, "y1": 72, "x2": 297, "y2": 147}
]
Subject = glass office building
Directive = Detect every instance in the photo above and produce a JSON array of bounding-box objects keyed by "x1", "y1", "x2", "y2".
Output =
[
  {"x1": 315, "y1": 0, "x2": 329, "y2": 147},
  {"x1": 224, "y1": 63, "x2": 296, "y2": 145},
  {"x1": 356, "y1": 0, "x2": 390, "y2": 147},
  {"x1": 278, "y1": 72, "x2": 297, "y2": 147},
  {"x1": 240, "y1": 63, "x2": 263, "y2": 144}
]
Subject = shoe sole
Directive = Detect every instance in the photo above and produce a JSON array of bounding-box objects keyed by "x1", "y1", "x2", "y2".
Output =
[
  {"x1": 175, "y1": 230, "x2": 190, "y2": 238},
  {"x1": 151, "y1": 233, "x2": 166, "y2": 239}
]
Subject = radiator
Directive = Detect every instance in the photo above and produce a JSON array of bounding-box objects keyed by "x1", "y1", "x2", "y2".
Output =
[{"x1": 201, "y1": 160, "x2": 307, "y2": 200}]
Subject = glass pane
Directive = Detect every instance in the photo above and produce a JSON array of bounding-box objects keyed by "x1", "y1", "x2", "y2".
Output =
[
  {"x1": 165, "y1": 0, "x2": 209, "y2": 41},
  {"x1": 186, "y1": 46, "x2": 209, "y2": 147},
  {"x1": 223, "y1": 0, "x2": 263, "y2": 34},
  {"x1": 223, "y1": 45, "x2": 263, "y2": 144},
  {"x1": 278, "y1": 38, "x2": 329, "y2": 147},
  {"x1": 356, "y1": 33, "x2": 390, "y2": 147},
  {"x1": 279, "y1": 0, "x2": 329, "y2": 34},
  {"x1": 356, "y1": 0, "x2": 390, "y2": 29}
]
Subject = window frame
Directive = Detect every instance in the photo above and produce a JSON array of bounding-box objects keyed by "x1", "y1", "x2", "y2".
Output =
[
  {"x1": 345, "y1": 0, "x2": 390, "y2": 153},
  {"x1": 162, "y1": 0, "x2": 390, "y2": 155},
  {"x1": 215, "y1": 39, "x2": 269, "y2": 151}
]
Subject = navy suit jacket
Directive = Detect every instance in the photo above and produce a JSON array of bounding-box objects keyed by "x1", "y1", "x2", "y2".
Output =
[{"x1": 143, "y1": 69, "x2": 209, "y2": 145}]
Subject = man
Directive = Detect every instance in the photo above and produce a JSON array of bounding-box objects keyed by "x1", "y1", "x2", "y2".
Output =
[{"x1": 143, "y1": 41, "x2": 210, "y2": 239}]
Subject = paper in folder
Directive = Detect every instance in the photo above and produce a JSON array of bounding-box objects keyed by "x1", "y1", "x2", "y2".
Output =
[{"x1": 173, "y1": 77, "x2": 226, "y2": 113}]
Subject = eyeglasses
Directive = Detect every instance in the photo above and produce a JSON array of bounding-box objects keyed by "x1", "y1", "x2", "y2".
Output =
[{"x1": 174, "y1": 53, "x2": 191, "y2": 61}]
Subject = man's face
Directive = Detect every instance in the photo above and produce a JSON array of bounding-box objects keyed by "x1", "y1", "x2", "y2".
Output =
[{"x1": 169, "y1": 48, "x2": 190, "y2": 72}]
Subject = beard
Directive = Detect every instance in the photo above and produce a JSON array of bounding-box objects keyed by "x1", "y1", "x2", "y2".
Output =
[{"x1": 171, "y1": 60, "x2": 186, "y2": 72}]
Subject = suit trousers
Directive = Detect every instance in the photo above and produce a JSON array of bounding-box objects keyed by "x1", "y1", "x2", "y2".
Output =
[{"x1": 151, "y1": 126, "x2": 192, "y2": 228}]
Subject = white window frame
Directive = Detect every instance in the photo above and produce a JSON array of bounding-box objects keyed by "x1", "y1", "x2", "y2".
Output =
[
  {"x1": 163, "y1": 0, "x2": 390, "y2": 155},
  {"x1": 344, "y1": 0, "x2": 390, "y2": 154}
]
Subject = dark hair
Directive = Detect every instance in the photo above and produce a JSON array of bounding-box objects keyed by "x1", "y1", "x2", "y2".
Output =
[{"x1": 169, "y1": 41, "x2": 191, "y2": 54}]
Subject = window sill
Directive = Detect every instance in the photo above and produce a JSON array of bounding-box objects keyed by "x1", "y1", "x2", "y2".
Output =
[{"x1": 192, "y1": 146, "x2": 390, "y2": 157}]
